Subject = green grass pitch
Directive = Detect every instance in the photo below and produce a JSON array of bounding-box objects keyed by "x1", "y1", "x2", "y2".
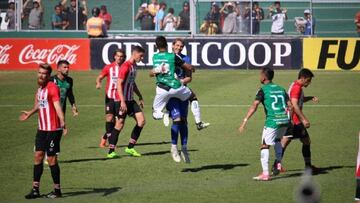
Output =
[{"x1": 0, "y1": 70, "x2": 359, "y2": 202}]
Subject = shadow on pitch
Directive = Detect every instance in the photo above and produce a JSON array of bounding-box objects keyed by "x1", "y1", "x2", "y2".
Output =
[
  {"x1": 59, "y1": 157, "x2": 115, "y2": 164},
  {"x1": 86, "y1": 141, "x2": 172, "y2": 149},
  {"x1": 142, "y1": 149, "x2": 198, "y2": 157},
  {"x1": 182, "y1": 163, "x2": 249, "y2": 173},
  {"x1": 62, "y1": 187, "x2": 121, "y2": 197},
  {"x1": 272, "y1": 165, "x2": 354, "y2": 180}
]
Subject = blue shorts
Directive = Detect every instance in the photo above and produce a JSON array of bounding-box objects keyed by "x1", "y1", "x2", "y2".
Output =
[{"x1": 166, "y1": 98, "x2": 189, "y2": 120}]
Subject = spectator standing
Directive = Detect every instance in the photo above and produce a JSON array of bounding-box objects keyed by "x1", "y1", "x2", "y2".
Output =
[
  {"x1": 99, "y1": 5, "x2": 112, "y2": 30},
  {"x1": 244, "y1": 2, "x2": 264, "y2": 34},
  {"x1": 6, "y1": 0, "x2": 15, "y2": 30},
  {"x1": 220, "y1": 2, "x2": 240, "y2": 34},
  {"x1": 200, "y1": 16, "x2": 218, "y2": 35},
  {"x1": 86, "y1": 7, "x2": 107, "y2": 38},
  {"x1": 354, "y1": 11, "x2": 360, "y2": 37},
  {"x1": 163, "y1": 8, "x2": 177, "y2": 31},
  {"x1": 268, "y1": 1, "x2": 287, "y2": 35},
  {"x1": 206, "y1": 2, "x2": 220, "y2": 31},
  {"x1": 148, "y1": 0, "x2": 160, "y2": 17},
  {"x1": 24, "y1": 0, "x2": 43, "y2": 30},
  {"x1": 135, "y1": 3, "x2": 154, "y2": 30},
  {"x1": 177, "y1": 1, "x2": 190, "y2": 30},
  {"x1": 52, "y1": 5, "x2": 68, "y2": 30},
  {"x1": 303, "y1": 9, "x2": 315, "y2": 36},
  {"x1": 61, "y1": 0, "x2": 88, "y2": 30},
  {"x1": 154, "y1": 2, "x2": 166, "y2": 31}
]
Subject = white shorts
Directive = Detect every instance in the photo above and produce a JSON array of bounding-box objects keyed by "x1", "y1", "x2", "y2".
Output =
[
  {"x1": 261, "y1": 126, "x2": 287, "y2": 146},
  {"x1": 152, "y1": 85, "x2": 192, "y2": 119}
]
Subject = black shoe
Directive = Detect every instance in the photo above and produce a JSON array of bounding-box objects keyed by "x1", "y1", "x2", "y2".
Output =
[
  {"x1": 196, "y1": 122, "x2": 210, "y2": 131},
  {"x1": 306, "y1": 165, "x2": 321, "y2": 175},
  {"x1": 25, "y1": 188, "x2": 40, "y2": 199},
  {"x1": 46, "y1": 190, "x2": 62, "y2": 199}
]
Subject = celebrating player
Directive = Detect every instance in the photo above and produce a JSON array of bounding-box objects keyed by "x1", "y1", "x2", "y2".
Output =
[
  {"x1": 239, "y1": 68, "x2": 291, "y2": 181},
  {"x1": 107, "y1": 46, "x2": 146, "y2": 158},
  {"x1": 169, "y1": 38, "x2": 210, "y2": 130},
  {"x1": 96, "y1": 49, "x2": 126, "y2": 148},
  {"x1": 150, "y1": 36, "x2": 194, "y2": 121},
  {"x1": 51, "y1": 60, "x2": 78, "y2": 117},
  {"x1": 20, "y1": 64, "x2": 67, "y2": 199},
  {"x1": 281, "y1": 68, "x2": 320, "y2": 173}
]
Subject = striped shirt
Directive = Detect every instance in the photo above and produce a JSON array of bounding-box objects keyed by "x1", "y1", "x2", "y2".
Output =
[
  {"x1": 101, "y1": 62, "x2": 121, "y2": 101},
  {"x1": 37, "y1": 82, "x2": 61, "y2": 131},
  {"x1": 119, "y1": 60, "x2": 137, "y2": 101}
]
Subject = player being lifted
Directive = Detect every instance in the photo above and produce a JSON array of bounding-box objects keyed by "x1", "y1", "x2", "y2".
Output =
[
  {"x1": 239, "y1": 68, "x2": 291, "y2": 181},
  {"x1": 96, "y1": 49, "x2": 126, "y2": 148},
  {"x1": 150, "y1": 36, "x2": 194, "y2": 122},
  {"x1": 20, "y1": 64, "x2": 67, "y2": 199},
  {"x1": 107, "y1": 46, "x2": 146, "y2": 158},
  {"x1": 280, "y1": 68, "x2": 320, "y2": 173},
  {"x1": 166, "y1": 38, "x2": 210, "y2": 130}
]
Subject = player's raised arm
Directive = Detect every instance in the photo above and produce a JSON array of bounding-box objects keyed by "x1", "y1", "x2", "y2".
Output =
[
  {"x1": 19, "y1": 94, "x2": 39, "y2": 121},
  {"x1": 239, "y1": 100, "x2": 261, "y2": 134}
]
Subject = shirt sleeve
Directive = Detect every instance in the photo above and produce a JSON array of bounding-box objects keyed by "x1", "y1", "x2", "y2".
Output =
[
  {"x1": 290, "y1": 85, "x2": 301, "y2": 99},
  {"x1": 119, "y1": 63, "x2": 129, "y2": 80},
  {"x1": 175, "y1": 54, "x2": 185, "y2": 67},
  {"x1": 101, "y1": 66, "x2": 109, "y2": 77},
  {"x1": 255, "y1": 88, "x2": 264, "y2": 102},
  {"x1": 49, "y1": 84, "x2": 60, "y2": 102}
]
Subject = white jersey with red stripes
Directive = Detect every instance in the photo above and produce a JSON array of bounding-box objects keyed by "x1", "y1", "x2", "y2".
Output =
[
  {"x1": 101, "y1": 62, "x2": 121, "y2": 101},
  {"x1": 119, "y1": 60, "x2": 137, "y2": 101},
  {"x1": 37, "y1": 82, "x2": 61, "y2": 131}
]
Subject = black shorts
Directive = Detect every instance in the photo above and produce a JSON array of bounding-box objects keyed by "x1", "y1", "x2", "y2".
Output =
[
  {"x1": 117, "y1": 100, "x2": 142, "y2": 119},
  {"x1": 105, "y1": 96, "x2": 120, "y2": 115},
  {"x1": 285, "y1": 123, "x2": 309, "y2": 139},
  {"x1": 35, "y1": 130, "x2": 62, "y2": 156}
]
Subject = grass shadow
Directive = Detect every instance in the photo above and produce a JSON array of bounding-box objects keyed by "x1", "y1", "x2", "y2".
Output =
[
  {"x1": 62, "y1": 187, "x2": 122, "y2": 197},
  {"x1": 182, "y1": 163, "x2": 249, "y2": 173},
  {"x1": 142, "y1": 149, "x2": 198, "y2": 157},
  {"x1": 86, "y1": 141, "x2": 172, "y2": 149},
  {"x1": 59, "y1": 157, "x2": 114, "y2": 163}
]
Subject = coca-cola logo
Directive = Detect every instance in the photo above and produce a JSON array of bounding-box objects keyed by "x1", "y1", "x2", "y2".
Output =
[
  {"x1": 19, "y1": 44, "x2": 80, "y2": 65},
  {"x1": 0, "y1": 45, "x2": 12, "y2": 64}
]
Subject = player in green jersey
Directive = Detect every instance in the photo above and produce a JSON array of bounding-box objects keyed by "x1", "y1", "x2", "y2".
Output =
[
  {"x1": 51, "y1": 60, "x2": 78, "y2": 117},
  {"x1": 149, "y1": 36, "x2": 194, "y2": 120},
  {"x1": 239, "y1": 67, "x2": 292, "y2": 181}
]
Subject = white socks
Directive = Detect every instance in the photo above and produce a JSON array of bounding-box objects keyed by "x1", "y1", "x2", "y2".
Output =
[
  {"x1": 191, "y1": 100, "x2": 201, "y2": 124},
  {"x1": 260, "y1": 148, "x2": 269, "y2": 175}
]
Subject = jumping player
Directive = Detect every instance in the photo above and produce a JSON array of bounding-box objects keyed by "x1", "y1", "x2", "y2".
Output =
[
  {"x1": 239, "y1": 68, "x2": 291, "y2": 181},
  {"x1": 167, "y1": 38, "x2": 210, "y2": 130},
  {"x1": 20, "y1": 64, "x2": 67, "y2": 199},
  {"x1": 107, "y1": 46, "x2": 146, "y2": 158},
  {"x1": 96, "y1": 49, "x2": 126, "y2": 148},
  {"x1": 281, "y1": 68, "x2": 320, "y2": 173},
  {"x1": 150, "y1": 36, "x2": 194, "y2": 121}
]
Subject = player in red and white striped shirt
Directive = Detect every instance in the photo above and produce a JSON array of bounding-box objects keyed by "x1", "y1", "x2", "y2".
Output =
[
  {"x1": 107, "y1": 46, "x2": 146, "y2": 158},
  {"x1": 96, "y1": 49, "x2": 126, "y2": 147},
  {"x1": 20, "y1": 64, "x2": 66, "y2": 199}
]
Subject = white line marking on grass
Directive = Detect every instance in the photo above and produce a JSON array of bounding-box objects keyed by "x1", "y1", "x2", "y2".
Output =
[{"x1": 2, "y1": 104, "x2": 360, "y2": 108}]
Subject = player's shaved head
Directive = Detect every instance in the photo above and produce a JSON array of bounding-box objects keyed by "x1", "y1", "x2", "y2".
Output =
[
  {"x1": 155, "y1": 36, "x2": 168, "y2": 49},
  {"x1": 261, "y1": 67, "x2": 274, "y2": 81}
]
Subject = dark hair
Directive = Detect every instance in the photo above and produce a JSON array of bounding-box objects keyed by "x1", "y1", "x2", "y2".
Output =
[
  {"x1": 39, "y1": 63, "x2": 52, "y2": 75},
  {"x1": 92, "y1": 7, "x2": 100, "y2": 17},
  {"x1": 155, "y1": 36, "x2": 168, "y2": 49},
  {"x1": 168, "y1": 8, "x2": 174, "y2": 14},
  {"x1": 274, "y1": 1, "x2": 280, "y2": 5},
  {"x1": 132, "y1": 45, "x2": 145, "y2": 53},
  {"x1": 261, "y1": 67, "x2": 274, "y2": 81},
  {"x1": 298, "y1": 68, "x2": 314, "y2": 79},
  {"x1": 113, "y1": 49, "x2": 126, "y2": 59},
  {"x1": 55, "y1": 5, "x2": 61, "y2": 10},
  {"x1": 160, "y1": 2, "x2": 167, "y2": 8},
  {"x1": 172, "y1": 38, "x2": 184, "y2": 45},
  {"x1": 57, "y1": 60, "x2": 70, "y2": 68}
]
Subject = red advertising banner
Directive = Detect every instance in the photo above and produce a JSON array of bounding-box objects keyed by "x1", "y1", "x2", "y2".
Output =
[{"x1": 0, "y1": 39, "x2": 90, "y2": 71}]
